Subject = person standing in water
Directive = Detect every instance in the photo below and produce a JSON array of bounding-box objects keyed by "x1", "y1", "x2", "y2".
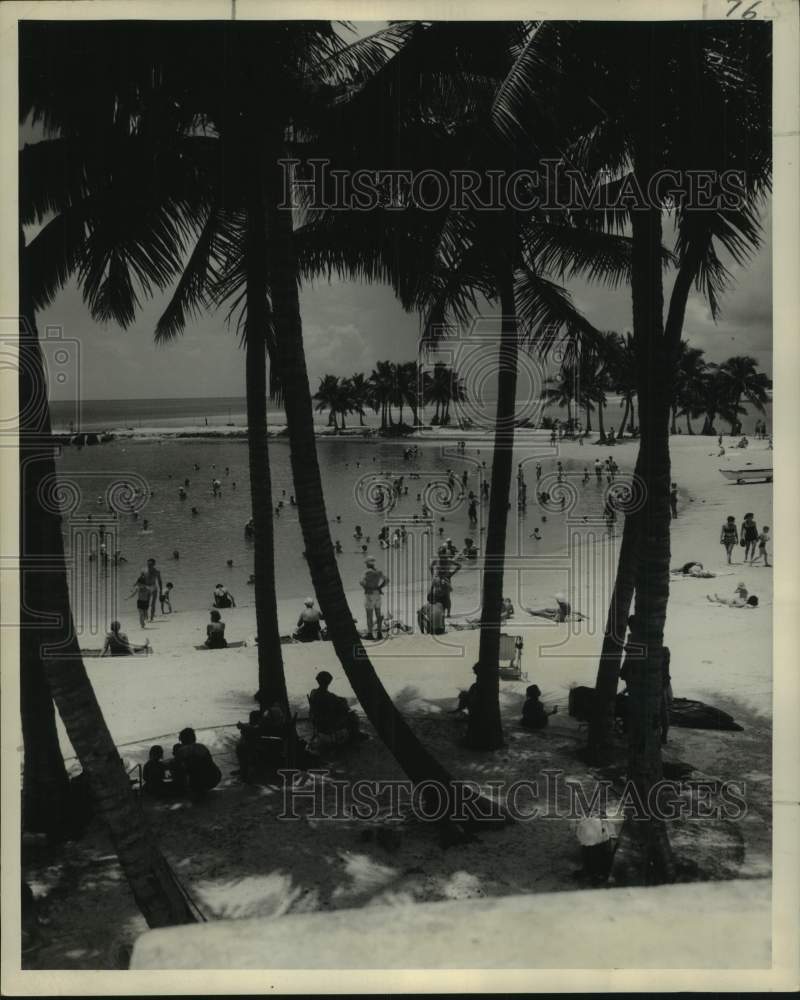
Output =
[{"x1": 142, "y1": 558, "x2": 163, "y2": 622}]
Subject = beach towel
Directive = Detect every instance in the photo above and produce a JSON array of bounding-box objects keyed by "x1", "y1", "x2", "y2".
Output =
[{"x1": 194, "y1": 640, "x2": 247, "y2": 650}]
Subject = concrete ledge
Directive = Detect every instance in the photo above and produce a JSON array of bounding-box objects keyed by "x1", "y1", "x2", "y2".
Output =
[{"x1": 131, "y1": 878, "x2": 771, "y2": 970}]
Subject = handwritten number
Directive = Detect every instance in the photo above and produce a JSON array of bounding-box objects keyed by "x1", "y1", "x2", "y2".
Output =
[{"x1": 727, "y1": 0, "x2": 761, "y2": 17}]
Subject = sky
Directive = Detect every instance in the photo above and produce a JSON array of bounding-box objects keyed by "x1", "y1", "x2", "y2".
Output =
[
  {"x1": 38, "y1": 206, "x2": 772, "y2": 402},
  {"x1": 23, "y1": 20, "x2": 772, "y2": 401}
]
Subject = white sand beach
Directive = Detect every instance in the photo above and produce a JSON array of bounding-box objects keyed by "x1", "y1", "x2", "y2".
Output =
[{"x1": 20, "y1": 434, "x2": 773, "y2": 969}]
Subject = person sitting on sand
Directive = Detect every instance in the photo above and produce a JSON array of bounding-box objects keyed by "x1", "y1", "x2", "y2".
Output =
[
  {"x1": 308, "y1": 671, "x2": 364, "y2": 742},
  {"x1": 294, "y1": 597, "x2": 323, "y2": 642},
  {"x1": 671, "y1": 561, "x2": 716, "y2": 578},
  {"x1": 212, "y1": 583, "x2": 236, "y2": 609},
  {"x1": 720, "y1": 516, "x2": 739, "y2": 564},
  {"x1": 462, "y1": 537, "x2": 478, "y2": 560},
  {"x1": 204, "y1": 609, "x2": 228, "y2": 648},
  {"x1": 521, "y1": 685, "x2": 557, "y2": 730},
  {"x1": 523, "y1": 593, "x2": 586, "y2": 623},
  {"x1": 452, "y1": 664, "x2": 480, "y2": 715},
  {"x1": 234, "y1": 710, "x2": 286, "y2": 782},
  {"x1": 142, "y1": 745, "x2": 182, "y2": 798},
  {"x1": 101, "y1": 620, "x2": 150, "y2": 656},
  {"x1": 172, "y1": 728, "x2": 222, "y2": 798},
  {"x1": 417, "y1": 600, "x2": 446, "y2": 635}
]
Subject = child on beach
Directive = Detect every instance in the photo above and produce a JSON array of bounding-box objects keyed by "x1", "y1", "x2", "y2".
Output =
[
  {"x1": 750, "y1": 526, "x2": 771, "y2": 566},
  {"x1": 720, "y1": 516, "x2": 739, "y2": 564},
  {"x1": 160, "y1": 582, "x2": 174, "y2": 614},
  {"x1": 129, "y1": 573, "x2": 154, "y2": 629}
]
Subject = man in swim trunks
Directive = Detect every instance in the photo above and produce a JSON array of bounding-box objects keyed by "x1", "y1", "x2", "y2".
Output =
[
  {"x1": 142, "y1": 558, "x2": 162, "y2": 621},
  {"x1": 359, "y1": 557, "x2": 387, "y2": 639}
]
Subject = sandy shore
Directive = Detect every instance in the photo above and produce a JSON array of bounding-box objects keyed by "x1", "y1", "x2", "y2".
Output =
[
  {"x1": 22, "y1": 433, "x2": 772, "y2": 970},
  {"x1": 56, "y1": 433, "x2": 772, "y2": 752}
]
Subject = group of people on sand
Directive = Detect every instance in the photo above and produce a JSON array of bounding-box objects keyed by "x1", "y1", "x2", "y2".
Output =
[
  {"x1": 142, "y1": 727, "x2": 222, "y2": 800},
  {"x1": 720, "y1": 513, "x2": 770, "y2": 566},
  {"x1": 454, "y1": 666, "x2": 557, "y2": 730}
]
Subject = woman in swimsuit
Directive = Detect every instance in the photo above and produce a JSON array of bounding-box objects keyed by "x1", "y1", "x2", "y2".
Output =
[
  {"x1": 741, "y1": 513, "x2": 759, "y2": 563},
  {"x1": 204, "y1": 609, "x2": 228, "y2": 648},
  {"x1": 720, "y1": 516, "x2": 739, "y2": 564}
]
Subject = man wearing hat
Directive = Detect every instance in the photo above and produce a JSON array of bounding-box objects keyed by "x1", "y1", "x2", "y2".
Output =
[
  {"x1": 359, "y1": 557, "x2": 388, "y2": 639},
  {"x1": 293, "y1": 597, "x2": 323, "y2": 642}
]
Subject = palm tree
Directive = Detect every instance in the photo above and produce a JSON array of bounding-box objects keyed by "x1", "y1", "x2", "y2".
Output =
[
  {"x1": 496, "y1": 21, "x2": 770, "y2": 876},
  {"x1": 673, "y1": 343, "x2": 708, "y2": 435},
  {"x1": 19, "y1": 233, "x2": 195, "y2": 926},
  {"x1": 716, "y1": 355, "x2": 771, "y2": 431},
  {"x1": 424, "y1": 362, "x2": 452, "y2": 426},
  {"x1": 607, "y1": 332, "x2": 638, "y2": 437},
  {"x1": 296, "y1": 22, "x2": 636, "y2": 750},
  {"x1": 543, "y1": 364, "x2": 578, "y2": 428},
  {"x1": 314, "y1": 374, "x2": 342, "y2": 429},
  {"x1": 100, "y1": 23, "x2": 479, "y2": 801},
  {"x1": 347, "y1": 372, "x2": 371, "y2": 426},
  {"x1": 369, "y1": 361, "x2": 397, "y2": 429},
  {"x1": 334, "y1": 377, "x2": 354, "y2": 429}
]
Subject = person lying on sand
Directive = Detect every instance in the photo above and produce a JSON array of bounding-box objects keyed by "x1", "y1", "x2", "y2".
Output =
[
  {"x1": 706, "y1": 590, "x2": 759, "y2": 608},
  {"x1": 671, "y1": 561, "x2": 716, "y2": 578},
  {"x1": 523, "y1": 593, "x2": 587, "y2": 622},
  {"x1": 101, "y1": 620, "x2": 150, "y2": 656},
  {"x1": 463, "y1": 597, "x2": 514, "y2": 628}
]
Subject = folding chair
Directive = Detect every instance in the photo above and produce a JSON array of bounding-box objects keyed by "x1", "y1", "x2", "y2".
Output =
[{"x1": 498, "y1": 633, "x2": 527, "y2": 681}]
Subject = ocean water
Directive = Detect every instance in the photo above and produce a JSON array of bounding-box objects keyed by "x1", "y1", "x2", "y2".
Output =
[
  {"x1": 48, "y1": 395, "x2": 772, "y2": 436},
  {"x1": 54, "y1": 436, "x2": 632, "y2": 631}
]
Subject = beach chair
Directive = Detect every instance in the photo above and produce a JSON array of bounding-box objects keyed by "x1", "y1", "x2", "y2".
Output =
[{"x1": 498, "y1": 633, "x2": 526, "y2": 681}]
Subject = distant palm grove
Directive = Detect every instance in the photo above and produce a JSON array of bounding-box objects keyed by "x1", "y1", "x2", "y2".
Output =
[{"x1": 313, "y1": 349, "x2": 770, "y2": 436}]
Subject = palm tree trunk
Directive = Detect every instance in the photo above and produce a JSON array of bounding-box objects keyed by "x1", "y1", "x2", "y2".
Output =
[
  {"x1": 617, "y1": 397, "x2": 629, "y2": 437},
  {"x1": 685, "y1": 413, "x2": 694, "y2": 435},
  {"x1": 264, "y1": 154, "x2": 471, "y2": 799},
  {"x1": 670, "y1": 405, "x2": 678, "y2": 435},
  {"x1": 245, "y1": 155, "x2": 288, "y2": 715},
  {"x1": 469, "y1": 264, "x2": 517, "y2": 751},
  {"x1": 630, "y1": 398, "x2": 637, "y2": 432},
  {"x1": 19, "y1": 265, "x2": 195, "y2": 927},
  {"x1": 623, "y1": 178, "x2": 675, "y2": 883},
  {"x1": 587, "y1": 455, "x2": 643, "y2": 762},
  {"x1": 585, "y1": 401, "x2": 592, "y2": 433},
  {"x1": 597, "y1": 398, "x2": 606, "y2": 440}
]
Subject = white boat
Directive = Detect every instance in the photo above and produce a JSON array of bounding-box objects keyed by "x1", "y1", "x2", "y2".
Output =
[{"x1": 719, "y1": 467, "x2": 773, "y2": 484}]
